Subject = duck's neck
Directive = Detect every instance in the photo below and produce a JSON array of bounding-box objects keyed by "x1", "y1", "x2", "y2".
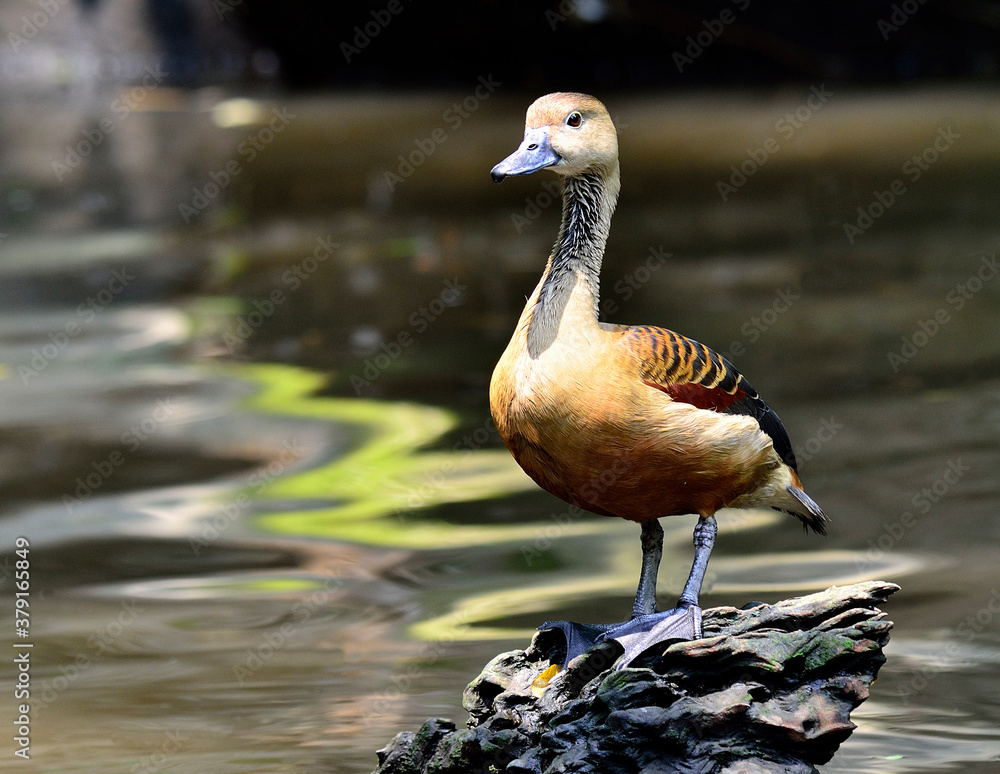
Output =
[{"x1": 527, "y1": 163, "x2": 620, "y2": 351}]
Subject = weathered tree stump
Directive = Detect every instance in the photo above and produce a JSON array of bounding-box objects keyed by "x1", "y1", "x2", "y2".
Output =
[{"x1": 372, "y1": 581, "x2": 898, "y2": 774}]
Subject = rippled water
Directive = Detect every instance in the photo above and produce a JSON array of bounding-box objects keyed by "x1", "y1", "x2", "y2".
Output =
[{"x1": 1, "y1": 88, "x2": 999, "y2": 773}]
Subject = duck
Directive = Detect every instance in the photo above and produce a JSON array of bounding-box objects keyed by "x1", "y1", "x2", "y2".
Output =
[{"x1": 489, "y1": 92, "x2": 827, "y2": 668}]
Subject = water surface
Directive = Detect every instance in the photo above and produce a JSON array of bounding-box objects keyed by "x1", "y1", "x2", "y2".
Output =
[{"x1": 1, "y1": 87, "x2": 999, "y2": 772}]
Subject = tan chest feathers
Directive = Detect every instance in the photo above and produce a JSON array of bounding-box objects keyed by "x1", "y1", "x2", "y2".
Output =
[{"x1": 491, "y1": 359, "x2": 775, "y2": 520}]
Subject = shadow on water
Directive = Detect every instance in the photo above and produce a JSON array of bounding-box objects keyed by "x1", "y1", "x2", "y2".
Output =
[{"x1": 0, "y1": 87, "x2": 999, "y2": 773}]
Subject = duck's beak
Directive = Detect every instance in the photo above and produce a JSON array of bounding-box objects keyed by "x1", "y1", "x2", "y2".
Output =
[{"x1": 491, "y1": 127, "x2": 560, "y2": 183}]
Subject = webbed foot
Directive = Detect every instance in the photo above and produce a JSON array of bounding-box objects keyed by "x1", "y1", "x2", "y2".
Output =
[
  {"x1": 600, "y1": 604, "x2": 701, "y2": 666},
  {"x1": 541, "y1": 604, "x2": 702, "y2": 668}
]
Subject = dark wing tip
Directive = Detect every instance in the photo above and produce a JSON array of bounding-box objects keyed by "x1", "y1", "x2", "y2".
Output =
[{"x1": 719, "y1": 366, "x2": 799, "y2": 472}]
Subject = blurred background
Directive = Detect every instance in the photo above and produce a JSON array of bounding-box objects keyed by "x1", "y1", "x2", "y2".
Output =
[{"x1": 1, "y1": 1, "x2": 999, "y2": 772}]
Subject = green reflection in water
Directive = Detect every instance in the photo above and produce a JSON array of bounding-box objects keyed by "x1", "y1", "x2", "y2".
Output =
[
  {"x1": 225, "y1": 363, "x2": 594, "y2": 548},
  {"x1": 218, "y1": 364, "x2": 909, "y2": 645}
]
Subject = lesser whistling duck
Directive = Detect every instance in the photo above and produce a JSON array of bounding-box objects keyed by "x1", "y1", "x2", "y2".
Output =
[{"x1": 489, "y1": 93, "x2": 827, "y2": 668}]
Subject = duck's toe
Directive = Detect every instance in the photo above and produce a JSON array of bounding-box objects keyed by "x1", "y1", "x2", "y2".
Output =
[
  {"x1": 599, "y1": 605, "x2": 703, "y2": 668},
  {"x1": 538, "y1": 620, "x2": 616, "y2": 665},
  {"x1": 538, "y1": 605, "x2": 702, "y2": 669}
]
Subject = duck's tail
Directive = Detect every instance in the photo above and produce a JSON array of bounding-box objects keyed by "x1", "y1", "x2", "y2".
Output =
[{"x1": 779, "y1": 482, "x2": 828, "y2": 535}]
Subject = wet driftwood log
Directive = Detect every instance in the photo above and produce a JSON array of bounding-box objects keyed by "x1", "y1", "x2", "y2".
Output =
[{"x1": 372, "y1": 581, "x2": 898, "y2": 774}]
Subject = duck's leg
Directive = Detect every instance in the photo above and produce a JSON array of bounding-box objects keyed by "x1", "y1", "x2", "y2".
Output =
[
  {"x1": 599, "y1": 514, "x2": 717, "y2": 667},
  {"x1": 678, "y1": 514, "x2": 718, "y2": 608},
  {"x1": 541, "y1": 516, "x2": 716, "y2": 668},
  {"x1": 630, "y1": 519, "x2": 663, "y2": 617},
  {"x1": 537, "y1": 520, "x2": 664, "y2": 665}
]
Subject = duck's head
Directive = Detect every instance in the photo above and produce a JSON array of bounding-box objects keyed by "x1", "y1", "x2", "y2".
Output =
[{"x1": 491, "y1": 92, "x2": 618, "y2": 183}]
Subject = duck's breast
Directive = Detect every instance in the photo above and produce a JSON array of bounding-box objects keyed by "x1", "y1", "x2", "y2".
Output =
[{"x1": 491, "y1": 330, "x2": 776, "y2": 520}]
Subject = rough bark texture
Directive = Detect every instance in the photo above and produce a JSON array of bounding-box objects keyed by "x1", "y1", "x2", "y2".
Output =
[{"x1": 373, "y1": 581, "x2": 898, "y2": 774}]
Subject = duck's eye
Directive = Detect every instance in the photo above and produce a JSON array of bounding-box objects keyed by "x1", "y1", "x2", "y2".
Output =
[{"x1": 566, "y1": 112, "x2": 583, "y2": 128}]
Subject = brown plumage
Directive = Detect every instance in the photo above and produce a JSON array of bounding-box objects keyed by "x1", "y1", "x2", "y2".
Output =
[{"x1": 489, "y1": 93, "x2": 826, "y2": 666}]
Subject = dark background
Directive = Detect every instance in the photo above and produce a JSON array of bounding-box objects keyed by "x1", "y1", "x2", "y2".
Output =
[{"x1": 126, "y1": 0, "x2": 1000, "y2": 90}]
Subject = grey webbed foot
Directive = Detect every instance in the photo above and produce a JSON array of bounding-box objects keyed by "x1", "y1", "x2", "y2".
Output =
[
  {"x1": 600, "y1": 604, "x2": 702, "y2": 666},
  {"x1": 541, "y1": 516, "x2": 714, "y2": 669},
  {"x1": 538, "y1": 620, "x2": 615, "y2": 664},
  {"x1": 541, "y1": 604, "x2": 702, "y2": 668}
]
